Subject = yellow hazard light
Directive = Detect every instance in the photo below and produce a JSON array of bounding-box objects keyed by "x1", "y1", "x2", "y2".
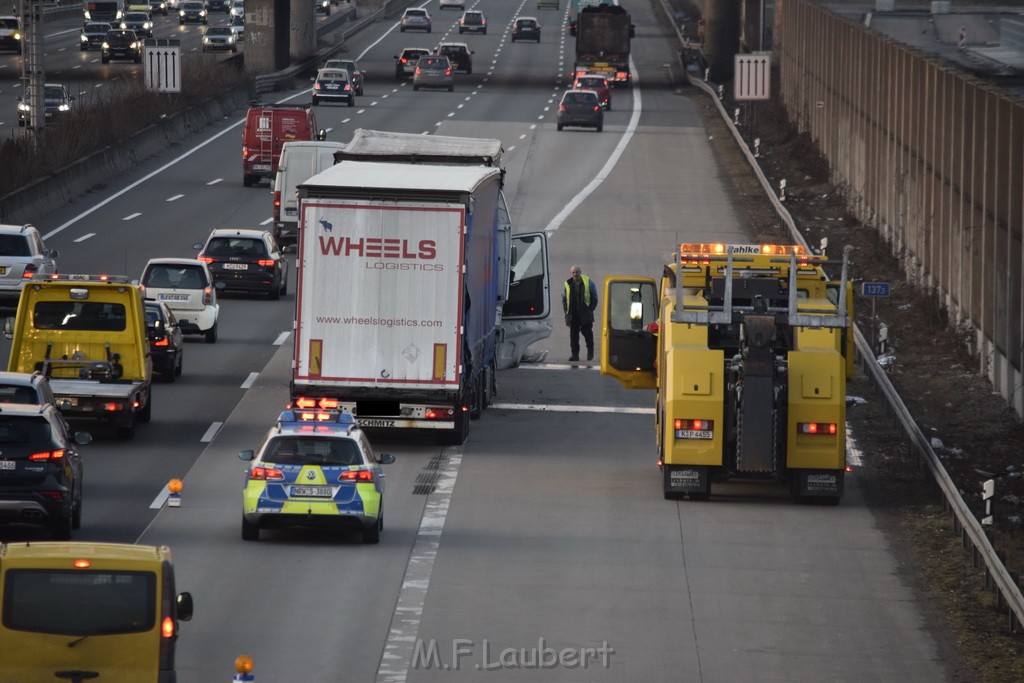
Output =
[{"x1": 235, "y1": 655, "x2": 254, "y2": 674}]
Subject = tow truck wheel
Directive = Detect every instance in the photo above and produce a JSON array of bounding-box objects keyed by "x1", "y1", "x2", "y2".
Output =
[
  {"x1": 241, "y1": 517, "x2": 259, "y2": 541},
  {"x1": 139, "y1": 396, "x2": 152, "y2": 423},
  {"x1": 116, "y1": 420, "x2": 136, "y2": 440},
  {"x1": 362, "y1": 517, "x2": 381, "y2": 544}
]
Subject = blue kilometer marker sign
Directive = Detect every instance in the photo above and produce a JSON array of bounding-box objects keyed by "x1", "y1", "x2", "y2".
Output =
[{"x1": 861, "y1": 282, "x2": 891, "y2": 297}]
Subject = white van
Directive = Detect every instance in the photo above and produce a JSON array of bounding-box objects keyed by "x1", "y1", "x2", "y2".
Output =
[{"x1": 272, "y1": 140, "x2": 345, "y2": 244}]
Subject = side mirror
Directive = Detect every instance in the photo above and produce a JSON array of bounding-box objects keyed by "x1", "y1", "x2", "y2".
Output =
[
  {"x1": 238, "y1": 449, "x2": 255, "y2": 461},
  {"x1": 176, "y1": 592, "x2": 194, "y2": 621},
  {"x1": 317, "y1": 128, "x2": 327, "y2": 141},
  {"x1": 377, "y1": 453, "x2": 396, "y2": 464},
  {"x1": 192, "y1": 242, "x2": 204, "y2": 250},
  {"x1": 45, "y1": 249, "x2": 59, "y2": 258},
  {"x1": 74, "y1": 431, "x2": 92, "y2": 445}
]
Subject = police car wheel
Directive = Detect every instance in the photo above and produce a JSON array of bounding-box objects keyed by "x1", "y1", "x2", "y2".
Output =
[
  {"x1": 362, "y1": 517, "x2": 381, "y2": 544},
  {"x1": 241, "y1": 517, "x2": 260, "y2": 541}
]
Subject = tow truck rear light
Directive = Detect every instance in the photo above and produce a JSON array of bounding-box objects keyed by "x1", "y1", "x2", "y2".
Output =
[
  {"x1": 28, "y1": 449, "x2": 65, "y2": 462},
  {"x1": 250, "y1": 466, "x2": 284, "y2": 480},
  {"x1": 103, "y1": 402, "x2": 124, "y2": 412},
  {"x1": 339, "y1": 470, "x2": 373, "y2": 482},
  {"x1": 673, "y1": 419, "x2": 714, "y2": 439},
  {"x1": 424, "y1": 408, "x2": 454, "y2": 419},
  {"x1": 797, "y1": 422, "x2": 837, "y2": 435},
  {"x1": 161, "y1": 617, "x2": 175, "y2": 638}
]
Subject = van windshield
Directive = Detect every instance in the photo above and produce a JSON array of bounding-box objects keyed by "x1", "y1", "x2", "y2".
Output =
[{"x1": 3, "y1": 569, "x2": 156, "y2": 635}]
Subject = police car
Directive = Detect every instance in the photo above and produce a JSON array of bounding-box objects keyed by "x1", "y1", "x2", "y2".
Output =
[{"x1": 239, "y1": 403, "x2": 395, "y2": 543}]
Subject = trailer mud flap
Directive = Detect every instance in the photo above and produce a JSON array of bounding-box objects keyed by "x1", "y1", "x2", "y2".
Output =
[
  {"x1": 793, "y1": 469, "x2": 844, "y2": 499},
  {"x1": 663, "y1": 465, "x2": 708, "y2": 495}
]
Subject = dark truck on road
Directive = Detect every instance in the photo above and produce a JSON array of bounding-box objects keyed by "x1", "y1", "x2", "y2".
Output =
[{"x1": 574, "y1": 4, "x2": 632, "y2": 87}]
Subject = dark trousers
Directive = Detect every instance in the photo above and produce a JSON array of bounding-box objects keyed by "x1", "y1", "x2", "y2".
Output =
[{"x1": 569, "y1": 318, "x2": 594, "y2": 357}]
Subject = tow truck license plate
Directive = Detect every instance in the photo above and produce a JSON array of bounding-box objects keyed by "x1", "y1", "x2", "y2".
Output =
[
  {"x1": 676, "y1": 429, "x2": 713, "y2": 440},
  {"x1": 223, "y1": 263, "x2": 248, "y2": 270},
  {"x1": 58, "y1": 397, "x2": 78, "y2": 407},
  {"x1": 357, "y1": 419, "x2": 395, "y2": 428},
  {"x1": 291, "y1": 486, "x2": 332, "y2": 497},
  {"x1": 0, "y1": 461, "x2": 14, "y2": 470}
]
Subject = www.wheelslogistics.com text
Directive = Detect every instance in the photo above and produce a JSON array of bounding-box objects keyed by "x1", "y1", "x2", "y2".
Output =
[
  {"x1": 314, "y1": 316, "x2": 443, "y2": 328},
  {"x1": 410, "y1": 638, "x2": 615, "y2": 672}
]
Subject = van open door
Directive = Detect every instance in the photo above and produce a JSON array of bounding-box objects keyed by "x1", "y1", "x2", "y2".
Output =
[
  {"x1": 601, "y1": 276, "x2": 658, "y2": 390},
  {"x1": 497, "y1": 232, "x2": 551, "y2": 370}
]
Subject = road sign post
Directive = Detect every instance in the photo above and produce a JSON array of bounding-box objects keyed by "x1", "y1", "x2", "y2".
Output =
[
  {"x1": 144, "y1": 39, "x2": 182, "y2": 93},
  {"x1": 861, "y1": 282, "x2": 891, "y2": 356}
]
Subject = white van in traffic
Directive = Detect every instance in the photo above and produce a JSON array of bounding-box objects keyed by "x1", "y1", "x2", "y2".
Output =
[{"x1": 272, "y1": 140, "x2": 344, "y2": 244}]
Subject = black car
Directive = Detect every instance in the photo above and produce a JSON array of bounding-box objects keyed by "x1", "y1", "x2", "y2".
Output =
[
  {"x1": 511, "y1": 17, "x2": 541, "y2": 42},
  {"x1": 196, "y1": 228, "x2": 288, "y2": 299},
  {"x1": 0, "y1": 371, "x2": 59, "y2": 408},
  {"x1": 17, "y1": 84, "x2": 74, "y2": 127},
  {"x1": 145, "y1": 301, "x2": 184, "y2": 381},
  {"x1": 0, "y1": 404, "x2": 90, "y2": 540},
  {"x1": 435, "y1": 43, "x2": 473, "y2": 74},
  {"x1": 206, "y1": 0, "x2": 230, "y2": 12},
  {"x1": 178, "y1": 1, "x2": 208, "y2": 24},
  {"x1": 149, "y1": 0, "x2": 168, "y2": 15},
  {"x1": 556, "y1": 89, "x2": 603, "y2": 132},
  {"x1": 80, "y1": 21, "x2": 112, "y2": 50},
  {"x1": 311, "y1": 68, "x2": 354, "y2": 106},
  {"x1": 458, "y1": 10, "x2": 486, "y2": 34},
  {"x1": 101, "y1": 28, "x2": 142, "y2": 63},
  {"x1": 120, "y1": 12, "x2": 154, "y2": 38}
]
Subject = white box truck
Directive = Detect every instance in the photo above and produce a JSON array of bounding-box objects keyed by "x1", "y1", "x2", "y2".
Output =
[{"x1": 294, "y1": 160, "x2": 550, "y2": 444}]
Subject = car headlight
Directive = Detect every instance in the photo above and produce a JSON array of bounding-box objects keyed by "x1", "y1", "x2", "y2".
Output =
[
  {"x1": 18, "y1": 102, "x2": 28, "y2": 112},
  {"x1": 179, "y1": 8, "x2": 185, "y2": 14},
  {"x1": 202, "y1": 36, "x2": 210, "y2": 43},
  {"x1": 58, "y1": 103, "x2": 70, "y2": 112},
  {"x1": 199, "y1": 9, "x2": 206, "y2": 15},
  {"x1": 102, "y1": 41, "x2": 110, "y2": 48},
  {"x1": 227, "y1": 36, "x2": 234, "y2": 43},
  {"x1": 81, "y1": 34, "x2": 89, "y2": 42},
  {"x1": 144, "y1": 22, "x2": 152, "y2": 28},
  {"x1": 120, "y1": 21, "x2": 127, "y2": 28},
  {"x1": 84, "y1": 10, "x2": 92, "y2": 19},
  {"x1": 132, "y1": 41, "x2": 141, "y2": 48}
]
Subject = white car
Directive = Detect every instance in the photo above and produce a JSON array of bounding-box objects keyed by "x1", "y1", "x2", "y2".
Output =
[
  {"x1": 139, "y1": 258, "x2": 220, "y2": 343},
  {"x1": 0, "y1": 224, "x2": 58, "y2": 308},
  {"x1": 229, "y1": 0, "x2": 244, "y2": 18}
]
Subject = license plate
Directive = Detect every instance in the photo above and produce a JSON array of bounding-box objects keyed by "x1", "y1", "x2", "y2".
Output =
[
  {"x1": 0, "y1": 461, "x2": 14, "y2": 470},
  {"x1": 252, "y1": 164, "x2": 271, "y2": 171},
  {"x1": 58, "y1": 396, "x2": 78, "y2": 407},
  {"x1": 223, "y1": 263, "x2": 247, "y2": 270},
  {"x1": 291, "y1": 486, "x2": 332, "y2": 497},
  {"x1": 676, "y1": 429, "x2": 713, "y2": 440},
  {"x1": 357, "y1": 419, "x2": 395, "y2": 428},
  {"x1": 159, "y1": 293, "x2": 189, "y2": 301},
  {"x1": 326, "y1": 84, "x2": 339, "y2": 90}
]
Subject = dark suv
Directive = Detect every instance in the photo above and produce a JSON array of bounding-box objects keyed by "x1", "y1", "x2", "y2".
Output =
[
  {"x1": 0, "y1": 404, "x2": 91, "y2": 540},
  {"x1": 0, "y1": 372, "x2": 59, "y2": 408},
  {"x1": 101, "y1": 28, "x2": 142, "y2": 64},
  {"x1": 436, "y1": 43, "x2": 473, "y2": 74},
  {"x1": 195, "y1": 228, "x2": 288, "y2": 299}
]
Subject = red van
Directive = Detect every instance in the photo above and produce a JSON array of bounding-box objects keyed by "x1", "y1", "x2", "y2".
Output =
[{"x1": 242, "y1": 104, "x2": 325, "y2": 187}]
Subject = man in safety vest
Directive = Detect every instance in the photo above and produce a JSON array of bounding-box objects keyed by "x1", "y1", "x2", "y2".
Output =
[{"x1": 562, "y1": 265, "x2": 599, "y2": 362}]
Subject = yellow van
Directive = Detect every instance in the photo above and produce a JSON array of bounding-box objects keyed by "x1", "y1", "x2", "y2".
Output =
[{"x1": 0, "y1": 542, "x2": 193, "y2": 682}]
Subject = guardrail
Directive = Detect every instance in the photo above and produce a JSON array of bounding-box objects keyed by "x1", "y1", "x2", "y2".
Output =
[{"x1": 654, "y1": 0, "x2": 1024, "y2": 634}]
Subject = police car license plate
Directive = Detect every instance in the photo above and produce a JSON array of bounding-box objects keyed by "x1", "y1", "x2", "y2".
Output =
[
  {"x1": 159, "y1": 293, "x2": 189, "y2": 301},
  {"x1": 224, "y1": 263, "x2": 247, "y2": 270},
  {"x1": 291, "y1": 486, "x2": 332, "y2": 497},
  {"x1": 357, "y1": 419, "x2": 395, "y2": 428},
  {"x1": 0, "y1": 461, "x2": 14, "y2": 470},
  {"x1": 676, "y1": 429, "x2": 713, "y2": 439}
]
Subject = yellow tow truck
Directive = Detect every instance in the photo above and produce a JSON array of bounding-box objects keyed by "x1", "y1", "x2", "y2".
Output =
[
  {"x1": 7, "y1": 274, "x2": 153, "y2": 439},
  {"x1": 601, "y1": 243, "x2": 854, "y2": 503}
]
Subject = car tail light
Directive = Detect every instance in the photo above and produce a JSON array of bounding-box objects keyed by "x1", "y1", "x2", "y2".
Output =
[
  {"x1": 400, "y1": 57, "x2": 408, "y2": 64},
  {"x1": 242, "y1": 145, "x2": 249, "y2": 160},
  {"x1": 558, "y1": 104, "x2": 566, "y2": 113},
  {"x1": 202, "y1": 286, "x2": 213, "y2": 305},
  {"x1": 344, "y1": 84, "x2": 350, "y2": 91},
  {"x1": 445, "y1": 67, "x2": 451, "y2": 76},
  {"x1": 153, "y1": 336, "x2": 170, "y2": 347},
  {"x1": 273, "y1": 190, "x2": 281, "y2": 221},
  {"x1": 28, "y1": 449, "x2": 65, "y2": 462},
  {"x1": 313, "y1": 82, "x2": 321, "y2": 91},
  {"x1": 39, "y1": 491, "x2": 64, "y2": 501},
  {"x1": 593, "y1": 105, "x2": 600, "y2": 112},
  {"x1": 415, "y1": 67, "x2": 421, "y2": 75},
  {"x1": 22, "y1": 263, "x2": 37, "y2": 279},
  {"x1": 197, "y1": 255, "x2": 214, "y2": 264},
  {"x1": 250, "y1": 466, "x2": 284, "y2": 480},
  {"x1": 257, "y1": 259, "x2": 275, "y2": 267},
  {"x1": 339, "y1": 469, "x2": 373, "y2": 482}
]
